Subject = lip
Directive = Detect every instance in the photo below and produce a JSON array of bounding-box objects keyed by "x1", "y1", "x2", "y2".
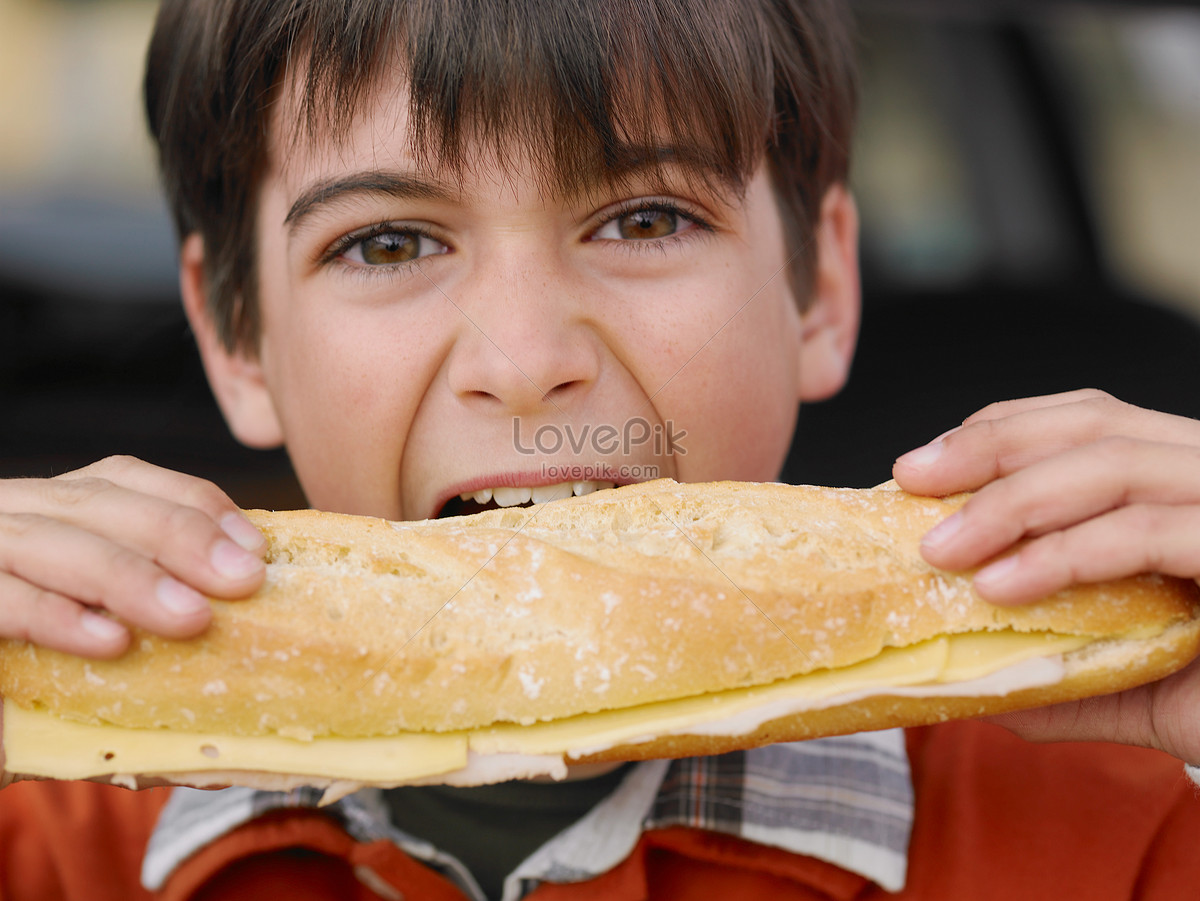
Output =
[{"x1": 429, "y1": 467, "x2": 642, "y2": 520}]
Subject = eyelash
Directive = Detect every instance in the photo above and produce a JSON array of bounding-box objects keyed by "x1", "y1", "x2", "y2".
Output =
[
  {"x1": 319, "y1": 199, "x2": 714, "y2": 274},
  {"x1": 591, "y1": 200, "x2": 714, "y2": 251},
  {"x1": 319, "y1": 222, "x2": 444, "y2": 267}
]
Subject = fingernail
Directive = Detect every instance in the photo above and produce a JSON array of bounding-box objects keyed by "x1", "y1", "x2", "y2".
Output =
[
  {"x1": 210, "y1": 540, "x2": 263, "y2": 580},
  {"x1": 975, "y1": 555, "x2": 1019, "y2": 591},
  {"x1": 897, "y1": 440, "x2": 945, "y2": 470},
  {"x1": 921, "y1": 511, "x2": 963, "y2": 552},
  {"x1": 156, "y1": 577, "x2": 209, "y2": 616},
  {"x1": 220, "y1": 512, "x2": 264, "y2": 552},
  {"x1": 80, "y1": 611, "x2": 127, "y2": 642}
]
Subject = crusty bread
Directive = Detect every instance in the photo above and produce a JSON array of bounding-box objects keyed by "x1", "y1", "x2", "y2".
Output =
[
  {"x1": 576, "y1": 616, "x2": 1200, "y2": 763},
  {"x1": 2, "y1": 479, "x2": 1198, "y2": 748}
]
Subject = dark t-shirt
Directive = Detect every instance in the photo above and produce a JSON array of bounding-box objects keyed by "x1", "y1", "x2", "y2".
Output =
[{"x1": 384, "y1": 765, "x2": 631, "y2": 900}]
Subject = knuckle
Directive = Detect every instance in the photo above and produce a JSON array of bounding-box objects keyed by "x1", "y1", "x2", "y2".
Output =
[
  {"x1": 1091, "y1": 434, "x2": 1139, "y2": 466},
  {"x1": 960, "y1": 486, "x2": 1022, "y2": 542},
  {"x1": 103, "y1": 544, "x2": 155, "y2": 587},
  {"x1": 1, "y1": 604, "x2": 36, "y2": 646},
  {"x1": 1024, "y1": 529, "x2": 1069, "y2": 568},
  {"x1": 1076, "y1": 393, "x2": 1128, "y2": 434},
  {"x1": 0, "y1": 512, "x2": 39, "y2": 541},
  {"x1": 158, "y1": 503, "x2": 219, "y2": 555},
  {"x1": 960, "y1": 401, "x2": 1017, "y2": 432},
  {"x1": 959, "y1": 418, "x2": 1013, "y2": 474},
  {"x1": 0, "y1": 577, "x2": 61, "y2": 645},
  {"x1": 950, "y1": 415, "x2": 999, "y2": 452},
  {"x1": 960, "y1": 415, "x2": 996, "y2": 440},
  {"x1": 1010, "y1": 493, "x2": 1057, "y2": 537},
  {"x1": 179, "y1": 478, "x2": 232, "y2": 514},
  {"x1": 41, "y1": 476, "x2": 113, "y2": 509},
  {"x1": 1074, "y1": 388, "x2": 1113, "y2": 404},
  {"x1": 1019, "y1": 530, "x2": 1079, "y2": 587},
  {"x1": 154, "y1": 470, "x2": 231, "y2": 517},
  {"x1": 972, "y1": 399, "x2": 1012, "y2": 421},
  {"x1": 95, "y1": 454, "x2": 142, "y2": 475},
  {"x1": 1120, "y1": 502, "x2": 1165, "y2": 538},
  {"x1": 1125, "y1": 507, "x2": 1169, "y2": 572},
  {"x1": 22, "y1": 590, "x2": 73, "y2": 643},
  {"x1": 68, "y1": 455, "x2": 139, "y2": 480}
]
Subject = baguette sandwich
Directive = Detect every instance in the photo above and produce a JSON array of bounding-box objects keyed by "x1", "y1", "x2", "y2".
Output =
[{"x1": 3, "y1": 478, "x2": 1199, "y2": 801}]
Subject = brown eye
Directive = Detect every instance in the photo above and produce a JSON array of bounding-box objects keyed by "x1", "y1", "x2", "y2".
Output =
[
  {"x1": 360, "y1": 232, "x2": 419, "y2": 264},
  {"x1": 617, "y1": 209, "x2": 677, "y2": 240},
  {"x1": 340, "y1": 230, "x2": 447, "y2": 266}
]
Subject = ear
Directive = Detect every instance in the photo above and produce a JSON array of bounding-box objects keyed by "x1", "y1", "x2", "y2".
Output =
[
  {"x1": 179, "y1": 234, "x2": 285, "y2": 449},
  {"x1": 796, "y1": 183, "x2": 861, "y2": 402}
]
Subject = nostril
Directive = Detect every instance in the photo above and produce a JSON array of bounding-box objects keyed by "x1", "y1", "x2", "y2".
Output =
[
  {"x1": 542, "y1": 378, "x2": 587, "y2": 404},
  {"x1": 446, "y1": 334, "x2": 598, "y2": 412}
]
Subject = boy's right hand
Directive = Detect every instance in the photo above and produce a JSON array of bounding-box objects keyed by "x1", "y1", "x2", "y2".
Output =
[{"x1": 0, "y1": 456, "x2": 266, "y2": 659}]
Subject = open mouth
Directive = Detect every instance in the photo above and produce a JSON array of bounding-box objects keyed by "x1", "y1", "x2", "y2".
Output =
[{"x1": 436, "y1": 480, "x2": 616, "y2": 518}]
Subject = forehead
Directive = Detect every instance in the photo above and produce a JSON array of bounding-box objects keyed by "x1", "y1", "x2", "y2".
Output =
[
  {"x1": 269, "y1": 78, "x2": 749, "y2": 217},
  {"x1": 262, "y1": 4, "x2": 772, "y2": 204},
  {"x1": 268, "y1": 68, "x2": 417, "y2": 179}
]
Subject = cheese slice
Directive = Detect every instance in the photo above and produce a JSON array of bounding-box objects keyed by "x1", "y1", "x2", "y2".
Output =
[
  {"x1": 3, "y1": 705, "x2": 469, "y2": 783},
  {"x1": 2, "y1": 629, "x2": 1091, "y2": 784},
  {"x1": 473, "y1": 630, "x2": 1089, "y2": 757}
]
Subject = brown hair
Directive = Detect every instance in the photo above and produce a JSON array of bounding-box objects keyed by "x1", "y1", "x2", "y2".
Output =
[{"x1": 145, "y1": 0, "x2": 856, "y2": 352}]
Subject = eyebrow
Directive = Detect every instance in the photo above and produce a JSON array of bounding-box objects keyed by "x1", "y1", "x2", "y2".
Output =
[
  {"x1": 284, "y1": 171, "x2": 456, "y2": 230},
  {"x1": 284, "y1": 146, "x2": 741, "y2": 232}
]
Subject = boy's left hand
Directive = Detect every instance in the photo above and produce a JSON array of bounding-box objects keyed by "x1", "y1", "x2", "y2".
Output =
[{"x1": 892, "y1": 388, "x2": 1200, "y2": 765}]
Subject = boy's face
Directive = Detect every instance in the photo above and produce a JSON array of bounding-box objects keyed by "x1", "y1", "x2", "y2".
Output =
[{"x1": 188, "y1": 74, "x2": 860, "y2": 521}]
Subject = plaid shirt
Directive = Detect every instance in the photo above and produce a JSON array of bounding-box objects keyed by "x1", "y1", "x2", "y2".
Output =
[{"x1": 142, "y1": 729, "x2": 913, "y2": 899}]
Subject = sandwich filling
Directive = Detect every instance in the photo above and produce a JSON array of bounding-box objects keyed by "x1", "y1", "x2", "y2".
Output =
[{"x1": 4, "y1": 628, "x2": 1090, "y2": 787}]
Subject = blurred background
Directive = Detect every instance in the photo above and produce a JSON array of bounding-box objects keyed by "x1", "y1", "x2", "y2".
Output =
[
  {"x1": 790, "y1": 0, "x2": 1200, "y2": 485},
  {"x1": 1, "y1": 0, "x2": 1199, "y2": 501}
]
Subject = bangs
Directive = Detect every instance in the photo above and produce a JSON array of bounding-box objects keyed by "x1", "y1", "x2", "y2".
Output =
[
  {"x1": 146, "y1": 0, "x2": 854, "y2": 350},
  {"x1": 292, "y1": 0, "x2": 775, "y2": 196}
]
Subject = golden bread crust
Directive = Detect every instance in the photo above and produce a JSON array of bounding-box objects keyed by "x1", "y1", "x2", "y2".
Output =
[{"x1": 2, "y1": 479, "x2": 1198, "y2": 739}]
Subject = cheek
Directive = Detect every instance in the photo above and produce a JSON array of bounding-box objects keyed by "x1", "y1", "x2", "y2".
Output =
[
  {"x1": 260, "y1": 295, "x2": 444, "y2": 515},
  {"x1": 279, "y1": 318, "x2": 387, "y2": 425},
  {"x1": 636, "y1": 265, "x2": 804, "y2": 482}
]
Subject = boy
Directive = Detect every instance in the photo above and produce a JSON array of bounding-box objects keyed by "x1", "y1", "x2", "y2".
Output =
[{"x1": 3, "y1": 0, "x2": 1200, "y2": 897}]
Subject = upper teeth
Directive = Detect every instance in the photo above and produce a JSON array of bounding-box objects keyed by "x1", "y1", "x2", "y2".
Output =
[{"x1": 459, "y1": 480, "x2": 615, "y2": 507}]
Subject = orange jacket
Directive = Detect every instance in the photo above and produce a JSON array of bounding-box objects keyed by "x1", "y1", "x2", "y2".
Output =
[{"x1": 3, "y1": 721, "x2": 1198, "y2": 900}]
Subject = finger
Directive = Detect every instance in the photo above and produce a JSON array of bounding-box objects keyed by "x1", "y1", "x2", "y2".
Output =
[
  {"x1": 984, "y1": 652, "x2": 1200, "y2": 763},
  {"x1": 893, "y1": 391, "x2": 1200, "y2": 496},
  {"x1": 958, "y1": 388, "x2": 1116, "y2": 427},
  {"x1": 55, "y1": 456, "x2": 266, "y2": 553},
  {"x1": 1, "y1": 475, "x2": 265, "y2": 600},
  {"x1": 905, "y1": 390, "x2": 1115, "y2": 456},
  {"x1": 895, "y1": 390, "x2": 1118, "y2": 491},
  {"x1": 0, "y1": 569, "x2": 131, "y2": 657},
  {"x1": 0, "y1": 514, "x2": 217, "y2": 639},
  {"x1": 983, "y1": 691, "x2": 1158, "y2": 750},
  {"x1": 968, "y1": 504, "x2": 1200, "y2": 604},
  {"x1": 919, "y1": 437, "x2": 1200, "y2": 571},
  {"x1": 58, "y1": 456, "x2": 263, "y2": 547}
]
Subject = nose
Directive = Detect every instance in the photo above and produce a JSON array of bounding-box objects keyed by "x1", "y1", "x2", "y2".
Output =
[{"x1": 444, "y1": 256, "x2": 600, "y2": 414}]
